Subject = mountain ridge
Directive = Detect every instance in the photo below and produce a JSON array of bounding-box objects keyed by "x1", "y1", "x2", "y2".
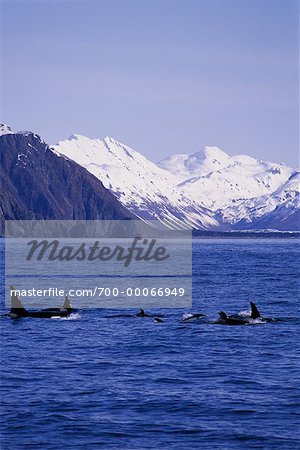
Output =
[
  {"x1": 1, "y1": 124, "x2": 299, "y2": 231},
  {"x1": 52, "y1": 133, "x2": 219, "y2": 230},
  {"x1": 52, "y1": 131, "x2": 299, "y2": 231}
]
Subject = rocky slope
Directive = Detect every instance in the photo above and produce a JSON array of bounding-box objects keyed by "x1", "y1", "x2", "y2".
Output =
[{"x1": 0, "y1": 127, "x2": 133, "y2": 233}]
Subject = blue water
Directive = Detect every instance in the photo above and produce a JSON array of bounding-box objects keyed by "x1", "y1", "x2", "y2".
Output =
[{"x1": 1, "y1": 239, "x2": 300, "y2": 449}]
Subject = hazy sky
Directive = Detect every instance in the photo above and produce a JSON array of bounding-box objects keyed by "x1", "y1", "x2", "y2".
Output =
[{"x1": 1, "y1": 0, "x2": 299, "y2": 166}]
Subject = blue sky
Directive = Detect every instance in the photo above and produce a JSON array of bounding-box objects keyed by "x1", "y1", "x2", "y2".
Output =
[{"x1": 1, "y1": 0, "x2": 299, "y2": 166}]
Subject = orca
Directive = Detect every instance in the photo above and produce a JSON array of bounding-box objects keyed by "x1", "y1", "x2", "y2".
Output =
[
  {"x1": 215, "y1": 302, "x2": 272, "y2": 325},
  {"x1": 136, "y1": 309, "x2": 164, "y2": 321},
  {"x1": 216, "y1": 311, "x2": 251, "y2": 325},
  {"x1": 154, "y1": 317, "x2": 164, "y2": 323},
  {"x1": 136, "y1": 309, "x2": 150, "y2": 317},
  {"x1": 182, "y1": 313, "x2": 206, "y2": 322},
  {"x1": 249, "y1": 302, "x2": 275, "y2": 322},
  {"x1": 7, "y1": 287, "x2": 74, "y2": 319}
]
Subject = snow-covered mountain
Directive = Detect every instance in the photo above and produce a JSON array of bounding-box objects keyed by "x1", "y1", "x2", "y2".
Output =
[
  {"x1": 52, "y1": 135, "x2": 218, "y2": 230},
  {"x1": 158, "y1": 146, "x2": 231, "y2": 181},
  {"x1": 52, "y1": 135, "x2": 299, "y2": 231},
  {"x1": 217, "y1": 171, "x2": 300, "y2": 230},
  {"x1": 159, "y1": 148, "x2": 294, "y2": 210},
  {"x1": 159, "y1": 146, "x2": 299, "y2": 230}
]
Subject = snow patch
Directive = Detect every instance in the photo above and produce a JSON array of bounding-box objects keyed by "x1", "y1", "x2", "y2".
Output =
[{"x1": 0, "y1": 124, "x2": 13, "y2": 136}]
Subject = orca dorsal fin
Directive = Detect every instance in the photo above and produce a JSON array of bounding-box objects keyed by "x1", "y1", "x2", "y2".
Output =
[
  {"x1": 250, "y1": 302, "x2": 260, "y2": 319},
  {"x1": 10, "y1": 286, "x2": 27, "y2": 312},
  {"x1": 62, "y1": 295, "x2": 72, "y2": 310},
  {"x1": 219, "y1": 311, "x2": 228, "y2": 320}
]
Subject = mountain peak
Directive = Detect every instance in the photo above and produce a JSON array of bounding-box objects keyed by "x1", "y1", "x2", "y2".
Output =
[
  {"x1": 65, "y1": 134, "x2": 123, "y2": 148},
  {"x1": 0, "y1": 124, "x2": 13, "y2": 136},
  {"x1": 103, "y1": 136, "x2": 117, "y2": 143},
  {"x1": 67, "y1": 133, "x2": 89, "y2": 141},
  {"x1": 201, "y1": 146, "x2": 229, "y2": 160},
  {"x1": 158, "y1": 145, "x2": 230, "y2": 179},
  {"x1": 103, "y1": 136, "x2": 128, "y2": 148}
]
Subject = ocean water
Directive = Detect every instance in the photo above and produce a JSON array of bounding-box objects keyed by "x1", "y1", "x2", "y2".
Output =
[{"x1": 1, "y1": 239, "x2": 299, "y2": 449}]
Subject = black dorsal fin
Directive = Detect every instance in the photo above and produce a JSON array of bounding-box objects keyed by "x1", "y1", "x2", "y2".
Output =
[
  {"x1": 250, "y1": 302, "x2": 260, "y2": 319},
  {"x1": 62, "y1": 295, "x2": 72, "y2": 310},
  {"x1": 219, "y1": 311, "x2": 228, "y2": 320},
  {"x1": 10, "y1": 286, "x2": 27, "y2": 312}
]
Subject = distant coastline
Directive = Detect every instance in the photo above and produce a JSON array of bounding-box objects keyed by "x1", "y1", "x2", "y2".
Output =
[
  {"x1": 1, "y1": 230, "x2": 299, "y2": 240},
  {"x1": 192, "y1": 230, "x2": 300, "y2": 239}
]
